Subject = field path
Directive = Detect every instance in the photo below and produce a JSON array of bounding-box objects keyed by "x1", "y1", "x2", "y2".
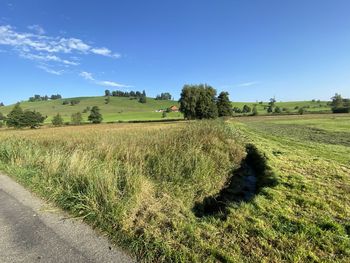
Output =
[{"x1": 0, "y1": 173, "x2": 134, "y2": 263}]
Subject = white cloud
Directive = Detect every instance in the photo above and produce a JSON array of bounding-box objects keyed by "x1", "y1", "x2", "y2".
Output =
[
  {"x1": 20, "y1": 52, "x2": 79, "y2": 66},
  {"x1": 37, "y1": 65, "x2": 63, "y2": 75},
  {"x1": 79, "y1": 71, "x2": 132, "y2": 88},
  {"x1": 27, "y1": 25, "x2": 45, "y2": 35},
  {"x1": 0, "y1": 24, "x2": 121, "y2": 75},
  {"x1": 91, "y1": 47, "x2": 120, "y2": 58},
  {"x1": 0, "y1": 25, "x2": 118, "y2": 56},
  {"x1": 79, "y1": 71, "x2": 95, "y2": 81},
  {"x1": 237, "y1": 81, "x2": 259, "y2": 87},
  {"x1": 97, "y1": 80, "x2": 131, "y2": 88}
]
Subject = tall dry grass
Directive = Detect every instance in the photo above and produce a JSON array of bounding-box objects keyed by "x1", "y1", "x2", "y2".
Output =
[{"x1": 0, "y1": 121, "x2": 245, "y2": 261}]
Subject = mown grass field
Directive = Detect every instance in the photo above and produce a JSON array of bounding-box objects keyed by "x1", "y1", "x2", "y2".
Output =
[
  {"x1": 0, "y1": 96, "x2": 182, "y2": 123},
  {"x1": 0, "y1": 114, "x2": 349, "y2": 262},
  {"x1": 232, "y1": 100, "x2": 331, "y2": 115}
]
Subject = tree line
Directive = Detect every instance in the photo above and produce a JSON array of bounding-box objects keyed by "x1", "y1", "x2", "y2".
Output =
[
  {"x1": 155, "y1": 92, "x2": 172, "y2": 100},
  {"x1": 29, "y1": 94, "x2": 62, "y2": 102},
  {"x1": 104, "y1": 89, "x2": 147, "y2": 104}
]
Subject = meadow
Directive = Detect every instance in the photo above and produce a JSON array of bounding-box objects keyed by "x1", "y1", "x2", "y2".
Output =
[
  {"x1": 231, "y1": 100, "x2": 331, "y2": 115},
  {"x1": 0, "y1": 114, "x2": 349, "y2": 262}
]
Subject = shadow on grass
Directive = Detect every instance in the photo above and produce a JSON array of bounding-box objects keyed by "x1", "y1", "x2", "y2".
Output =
[{"x1": 193, "y1": 144, "x2": 278, "y2": 219}]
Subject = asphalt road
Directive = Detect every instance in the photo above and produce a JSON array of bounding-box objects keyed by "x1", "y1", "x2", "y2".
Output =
[{"x1": 0, "y1": 173, "x2": 134, "y2": 263}]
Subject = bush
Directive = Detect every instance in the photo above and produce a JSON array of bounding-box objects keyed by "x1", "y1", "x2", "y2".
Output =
[
  {"x1": 274, "y1": 106, "x2": 282, "y2": 114},
  {"x1": 242, "y1": 105, "x2": 251, "y2": 113},
  {"x1": 332, "y1": 107, "x2": 350, "y2": 113},
  {"x1": 70, "y1": 100, "x2": 80, "y2": 106},
  {"x1": 71, "y1": 112, "x2": 83, "y2": 125},
  {"x1": 52, "y1": 113, "x2": 64, "y2": 126},
  {"x1": 252, "y1": 106, "x2": 258, "y2": 116}
]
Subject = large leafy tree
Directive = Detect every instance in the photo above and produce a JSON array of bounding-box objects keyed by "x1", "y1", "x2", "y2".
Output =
[
  {"x1": 179, "y1": 85, "x2": 198, "y2": 119},
  {"x1": 179, "y1": 84, "x2": 218, "y2": 119},
  {"x1": 22, "y1": 111, "x2": 46, "y2": 128},
  {"x1": 88, "y1": 106, "x2": 103, "y2": 124},
  {"x1": 6, "y1": 103, "x2": 45, "y2": 128},
  {"x1": 217, "y1": 92, "x2": 232, "y2": 117},
  {"x1": 195, "y1": 86, "x2": 218, "y2": 119},
  {"x1": 6, "y1": 103, "x2": 25, "y2": 128},
  {"x1": 331, "y1": 93, "x2": 343, "y2": 108}
]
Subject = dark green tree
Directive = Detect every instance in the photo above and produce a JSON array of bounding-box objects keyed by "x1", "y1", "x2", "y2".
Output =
[
  {"x1": 179, "y1": 85, "x2": 198, "y2": 119},
  {"x1": 105, "y1": 89, "x2": 111, "y2": 96},
  {"x1": 22, "y1": 111, "x2": 46, "y2": 128},
  {"x1": 88, "y1": 106, "x2": 103, "y2": 124},
  {"x1": 195, "y1": 86, "x2": 218, "y2": 119},
  {"x1": 52, "y1": 113, "x2": 64, "y2": 126},
  {"x1": 6, "y1": 103, "x2": 25, "y2": 128},
  {"x1": 217, "y1": 91, "x2": 233, "y2": 117},
  {"x1": 6, "y1": 103, "x2": 45, "y2": 128}
]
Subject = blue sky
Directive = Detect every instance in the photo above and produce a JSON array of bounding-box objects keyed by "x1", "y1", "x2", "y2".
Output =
[{"x1": 1, "y1": 0, "x2": 350, "y2": 105}]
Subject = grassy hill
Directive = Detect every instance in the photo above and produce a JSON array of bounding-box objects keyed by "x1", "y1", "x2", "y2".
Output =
[
  {"x1": 0, "y1": 96, "x2": 182, "y2": 123},
  {"x1": 0, "y1": 97, "x2": 332, "y2": 123}
]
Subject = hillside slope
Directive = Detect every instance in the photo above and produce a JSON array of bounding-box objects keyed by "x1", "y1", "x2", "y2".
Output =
[
  {"x1": 0, "y1": 96, "x2": 182, "y2": 123},
  {"x1": 0, "y1": 97, "x2": 332, "y2": 123}
]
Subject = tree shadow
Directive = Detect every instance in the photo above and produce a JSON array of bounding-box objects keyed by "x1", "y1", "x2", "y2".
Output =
[{"x1": 193, "y1": 144, "x2": 278, "y2": 219}]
